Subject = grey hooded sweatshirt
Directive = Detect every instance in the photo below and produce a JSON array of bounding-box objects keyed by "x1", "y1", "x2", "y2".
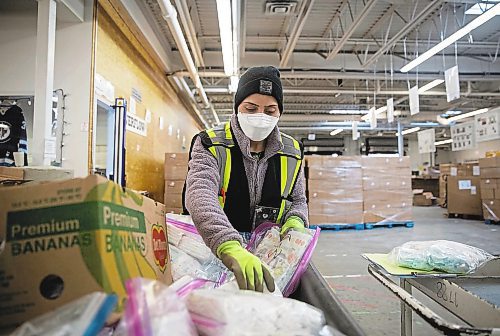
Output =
[{"x1": 185, "y1": 114, "x2": 309, "y2": 255}]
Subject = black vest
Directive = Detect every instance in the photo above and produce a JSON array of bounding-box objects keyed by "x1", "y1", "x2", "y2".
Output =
[{"x1": 182, "y1": 130, "x2": 296, "y2": 232}]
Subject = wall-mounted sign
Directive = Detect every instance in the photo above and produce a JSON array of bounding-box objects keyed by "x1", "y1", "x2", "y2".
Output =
[
  {"x1": 126, "y1": 114, "x2": 147, "y2": 136},
  {"x1": 475, "y1": 109, "x2": 500, "y2": 142},
  {"x1": 451, "y1": 120, "x2": 475, "y2": 151},
  {"x1": 387, "y1": 98, "x2": 394, "y2": 123}
]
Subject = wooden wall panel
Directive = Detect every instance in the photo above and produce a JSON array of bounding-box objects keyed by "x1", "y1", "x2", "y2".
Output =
[{"x1": 95, "y1": 8, "x2": 200, "y2": 202}]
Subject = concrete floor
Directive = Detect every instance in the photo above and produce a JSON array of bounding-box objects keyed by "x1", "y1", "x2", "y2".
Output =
[{"x1": 312, "y1": 206, "x2": 500, "y2": 336}]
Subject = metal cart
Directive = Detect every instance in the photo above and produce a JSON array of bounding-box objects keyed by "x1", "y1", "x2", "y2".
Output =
[
  {"x1": 366, "y1": 258, "x2": 500, "y2": 336},
  {"x1": 292, "y1": 263, "x2": 367, "y2": 336}
]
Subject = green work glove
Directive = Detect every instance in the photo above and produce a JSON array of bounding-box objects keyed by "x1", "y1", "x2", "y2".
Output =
[
  {"x1": 217, "y1": 240, "x2": 275, "y2": 292},
  {"x1": 280, "y1": 216, "x2": 306, "y2": 236}
]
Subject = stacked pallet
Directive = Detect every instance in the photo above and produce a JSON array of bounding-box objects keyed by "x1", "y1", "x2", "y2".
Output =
[
  {"x1": 362, "y1": 157, "x2": 413, "y2": 224},
  {"x1": 438, "y1": 163, "x2": 480, "y2": 207},
  {"x1": 479, "y1": 157, "x2": 500, "y2": 222},
  {"x1": 306, "y1": 156, "x2": 364, "y2": 227},
  {"x1": 164, "y1": 153, "x2": 189, "y2": 214}
]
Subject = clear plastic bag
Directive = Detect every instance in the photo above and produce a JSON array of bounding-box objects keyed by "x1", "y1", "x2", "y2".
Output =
[
  {"x1": 388, "y1": 240, "x2": 493, "y2": 274},
  {"x1": 247, "y1": 222, "x2": 320, "y2": 296},
  {"x1": 166, "y1": 223, "x2": 213, "y2": 263},
  {"x1": 186, "y1": 288, "x2": 326, "y2": 336},
  {"x1": 115, "y1": 278, "x2": 197, "y2": 336},
  {"x1": 170, "y1": 244, "x2": 203, "y2": 281},
  {"x1": 12, "y1": 292, "x2": 117, "y2": 336}
]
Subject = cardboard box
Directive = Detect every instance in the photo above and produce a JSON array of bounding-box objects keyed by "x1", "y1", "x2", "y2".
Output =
[
  {"x1": 480, "y1": 178, "x2": 500, "y2": 190},
  {"x1": 308, "y1": 188, "x2": 363, "y2": 201},
  {"x1": 0, "y1": 166, "x2": 74, "y2": 182},
  {"x1": 165, "y1": 207, "x2": 183, "y2": 214},
  {"x1": 482, "y1": 199, "x2": 500, "y2": 221},
  {"x1": 364, "y1": 190, "x2": 413, "y2": 204},
  {"x1": 308, "y1": 200, "x2": 363, "y2": 215},
  {"x1": 479, "y1": 167, "x2": 500, "y2": 179},
  {"x1": 164, "y1": 153, "x2": 189, "y2": 166},
  {"x1": 485, "y1": 151, "x2": 500, "y2": 158},
  {"x1": 439, "y1": 163, "x2": 453, "y2": 175},
  {"x1": 479, "y1": 157, "x2": 500, "y2": 168},
  {"x1": 363, "y1": 209, "x2": 413, "y2": 223},
  {"x1": 164, "y1": 165, "x2": 188, "y2": 180},
  {"x1": 307, "y1": 178, "x2": 362, "y2": 191},
  {"x1": 361, "y1": 156, "x2": 410, "y2": 168},
  {"x1": 164, "y1": 193, "x2": 183, "y2": 209},
  {"x1": 306, "y1": 156, "x2": 362, "y2": 168},
  {"x1": 0, "y1": 175, "x2": 172, "y2": 331},
  {"x1": 164, "y1": 180, "x2": 185, "y2": 194},
  {"x1": 309, "y1": 213, "x2": 364, "y2": 225},
  {"x1": 308, "y1": 167, "x2": 362, "y2": 180},
  {"x1": 447, "y1": 176, "x2": 482, "y2": 216},
  {"x1": 413, "y1": 194, "x2": 434, "y2": 206},
  {"x1": 362, "y1": 176, "x2": 412, "y2": 190},
  {"x1": 362, "y1": 167, "x2": 412, "y2": 178},
  {"x1": 481, "y1": 188, "x2": 495, "y2": 200}
]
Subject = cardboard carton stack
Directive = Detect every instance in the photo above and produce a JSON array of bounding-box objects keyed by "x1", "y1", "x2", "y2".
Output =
[
  {"x1": 164, "y1": 153, "x2": 189, "y2": 214},
  {"x1": 306, "y1": 156, "x2": 364, "y2": 225},
  {"x1": 479, "y1": 157, "x2": 500, "y2": 222},
  {"x1": 362, "y1": 157, "x2": 413, "y2": 223},
  {"x1": 438, "y1": 163, "x2": 481, "y2": 207},
  {"x1": 0, "y1": 175, "x2": 172, "y2": 331},
  {"x1": 447, "y1": 175, "x2": 482, "y2": 216},
  {"x1": 0, "y1": 166, "x2": 73, "y2": 184}
]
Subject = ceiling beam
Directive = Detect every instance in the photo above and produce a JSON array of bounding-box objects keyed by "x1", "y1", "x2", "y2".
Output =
[
  {"x1": 174, "y1": 0, "x2": 204, "y2": 67},
  {"x1": 240, "y1": 0, "x2": 246, "y2": 59},
  {"x1": 326, "y1": 0, "x2": 378, "y2": 60},
  {"x1": 279, "y1": 0, "x2": 315, "y2": 67},
  {"x1": 363, "y1": 0, "x2": 444, "y2": 68}
]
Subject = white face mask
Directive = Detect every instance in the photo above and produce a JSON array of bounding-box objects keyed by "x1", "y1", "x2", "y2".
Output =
[{"x1": 237, "y1": 113, "x2": 279, "y2": 141}]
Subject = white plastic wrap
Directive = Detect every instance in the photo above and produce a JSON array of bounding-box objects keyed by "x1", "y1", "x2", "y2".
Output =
[
  {"x1": 388, "y1": 240, "x2": 493, "y2": 274},
  {"x1": 186, "y1": 288, "x2": 326, "y2": 336}
]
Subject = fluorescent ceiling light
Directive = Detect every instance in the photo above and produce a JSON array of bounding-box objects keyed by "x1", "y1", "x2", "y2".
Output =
[
  {"x1": 216, "y1": 0, "x2": 234, "y2": 76},
  {"x1": 401, "y1": 3, "x2": 500, "y2": 73},
  {"x1": 228, "y1": 75, "x2": 239, "y2": 93},
  {"x1": 446, "y1": 110, "x2": 462, "y2": 115},
  {"x1": 435, "y1": 139, "x2": 453, "y2": 146},
  {"x1": 361, "y1": 106, "x2": 387, "y2": 121},
  {"x1": 329, "y1": 110, "x2": 368, "y2": 115},
  {"x1": 446, "y1": 108, "x2": 489, "y2": 122},
  {"x1": 418, "y1": 79, "x2": 444, "y2": 93},
  {"x1": 401, "y1": 127, "x2": 421, "y2": 135},
  {"x1": 466, "y1": 1, "x2": 500, "y2": 15},
  {"x1": 330, "y1": 129, "x2": 343, "y2": 136}
]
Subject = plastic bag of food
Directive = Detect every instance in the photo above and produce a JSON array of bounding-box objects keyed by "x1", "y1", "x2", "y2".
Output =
[
  {"x1": 115, "y1": 278, "x2": 197, "y2": 336},
  {"x1": 12, "y1": 292, "x2": 117, "y2": 336},
  {"x1": 186, "y1": 288, "x2": 326, "y2": 336},
  {"x1": 170, "y1": 244, "x2": 203, "y2": 281},
  {"x1": 248, "y1": 222, "x2": 320, "y2": 296},
  {"x1": 166, "y1": 222, "x2": 213, "y2": 263},
  {"x1": 388, "y1": 240, "x2": 493, "y2": 273}
]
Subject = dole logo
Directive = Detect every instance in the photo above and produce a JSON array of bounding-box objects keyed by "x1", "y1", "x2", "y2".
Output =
[{"x1": 152, "y1": 224, "x2": 168, "y2": 273}]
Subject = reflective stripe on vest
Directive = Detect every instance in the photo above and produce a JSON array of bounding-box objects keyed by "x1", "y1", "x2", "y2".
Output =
[{"x1": 203, "y1": 122, "x2": 302, "y2": 224}]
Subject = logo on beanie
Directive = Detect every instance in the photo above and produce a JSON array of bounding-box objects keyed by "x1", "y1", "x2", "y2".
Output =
[{"x1": 259, "y1": 80, "x2": 272, "y2": 95}]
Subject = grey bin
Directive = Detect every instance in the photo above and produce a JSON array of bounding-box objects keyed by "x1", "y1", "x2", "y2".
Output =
[{"x1": 290, "y1": 263, "x2": 367, "y2": 336}]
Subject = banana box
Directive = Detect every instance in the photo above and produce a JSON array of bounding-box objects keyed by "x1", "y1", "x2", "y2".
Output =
[{"x1": 0, "y1": 175, "x2": 172, "y2": 331}]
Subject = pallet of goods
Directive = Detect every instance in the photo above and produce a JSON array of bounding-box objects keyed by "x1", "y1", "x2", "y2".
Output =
[
  {"x1": 362, "y1": 157, "x2": 413, "y2": 228},
  {"x1": 306, "y1": 156, "x2": 364, "y2": 229},
  {"x1": 479, "y1": 157, "x2": 500, "y2": 224},
  {"x1": 164, "y1": 153, "x2": 189, "y2": 214}
]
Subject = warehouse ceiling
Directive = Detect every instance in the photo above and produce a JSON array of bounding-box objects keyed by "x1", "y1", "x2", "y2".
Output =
[{"x1": 137, "y1": 0, "x2": 500, "y2": 143}]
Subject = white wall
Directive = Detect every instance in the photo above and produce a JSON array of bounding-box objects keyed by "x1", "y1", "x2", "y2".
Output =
[
  {"x1": 0, "y1": 1, "x2": 93, "y2": 177},
  {"x1": 448, "y1": 139, "x2": 500, "y2": 163}
]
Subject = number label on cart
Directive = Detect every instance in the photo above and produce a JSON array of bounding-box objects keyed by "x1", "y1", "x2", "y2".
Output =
[{"x1": 436, "y1": 281, "x2": 458, "y2": 308}]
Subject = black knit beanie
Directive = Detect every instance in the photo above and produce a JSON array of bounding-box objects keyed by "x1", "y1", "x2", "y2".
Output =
[{"x1": 234, "y1": 66, "x2": 283, "y2": 114}]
